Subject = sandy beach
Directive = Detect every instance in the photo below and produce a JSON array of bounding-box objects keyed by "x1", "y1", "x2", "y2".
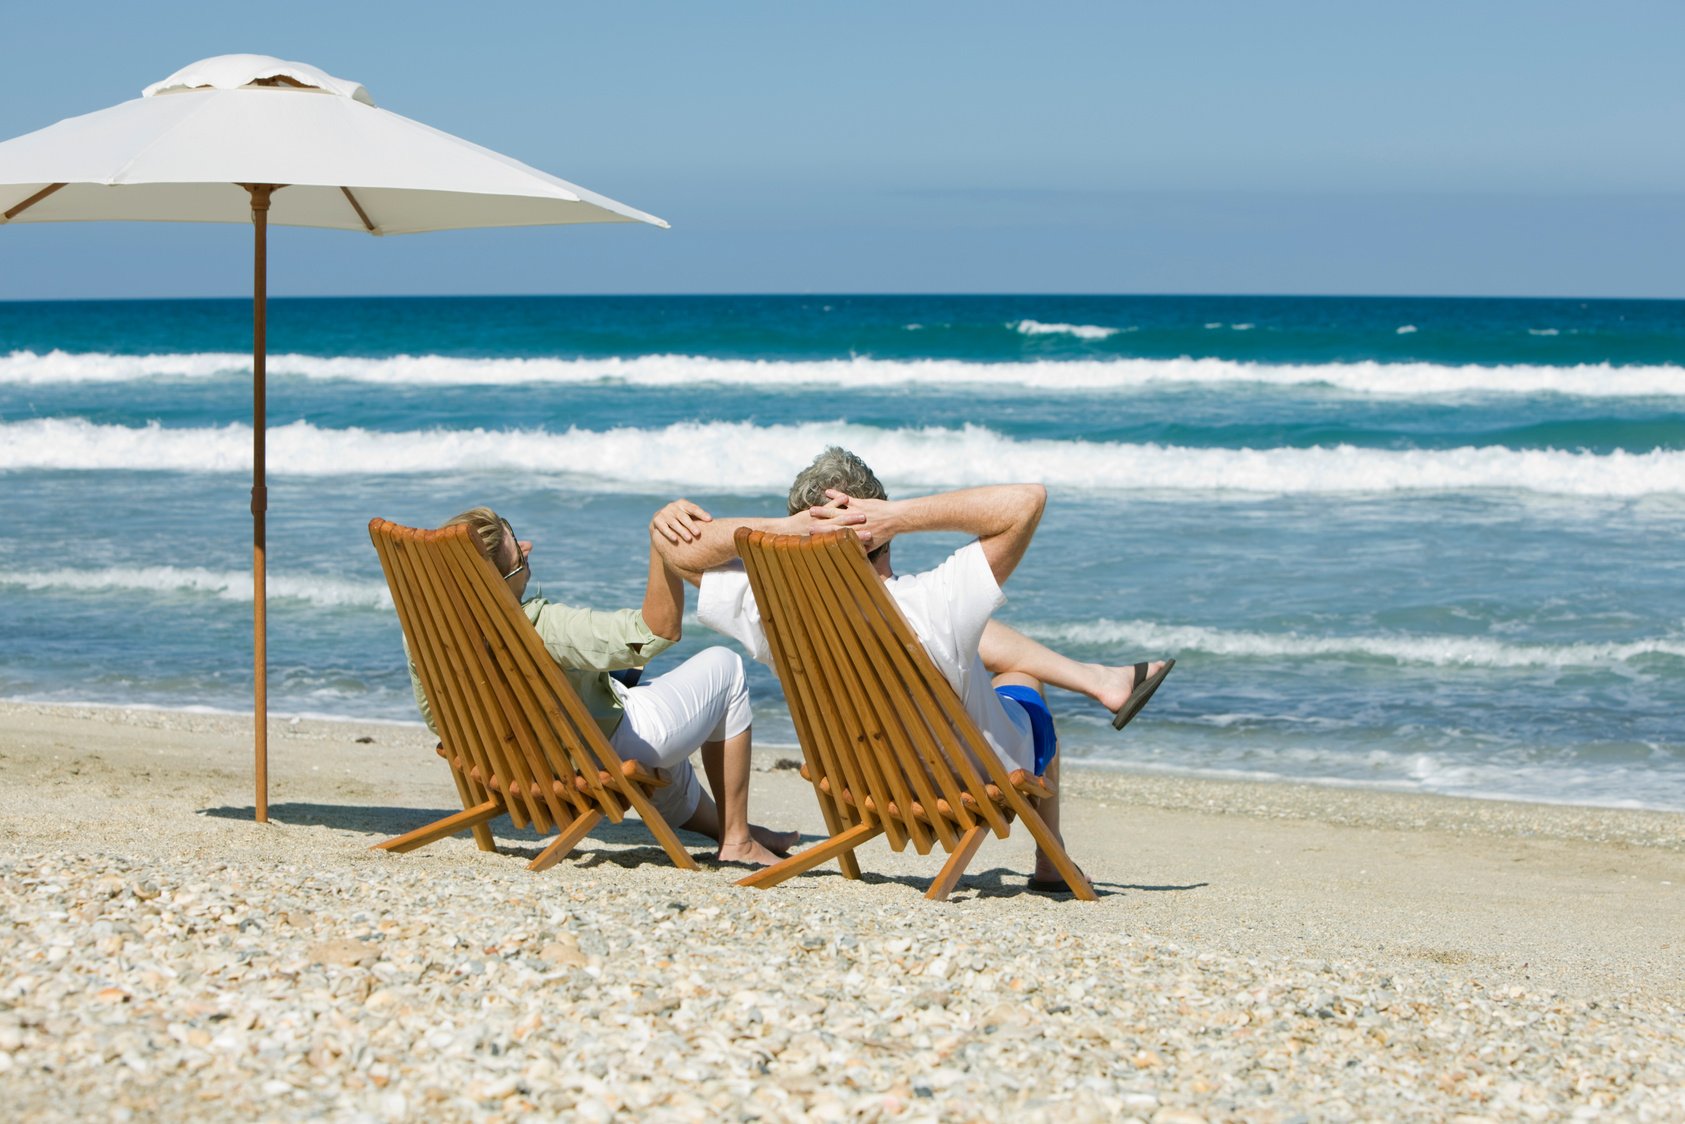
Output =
[{"x1": 2, "y1": 699, "x2": 1681, "y2": 1121}]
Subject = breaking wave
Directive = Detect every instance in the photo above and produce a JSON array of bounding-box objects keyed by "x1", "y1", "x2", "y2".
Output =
[
  {"x1": 1026, "y1": 619, "x2": 1685, "y2": 669},
  {"x1": 0, "y1": 566, "x2": 392, "y2": 610},
  {"x1": 1011, "y1": 319, "x2": 1121, "y2": 340},
  {"x1": 4, "y1": 417, "x2": 1685, "y2": 497},
  {"x1": 4, "y1": 348, "x2": 1684, "y2": 398}
]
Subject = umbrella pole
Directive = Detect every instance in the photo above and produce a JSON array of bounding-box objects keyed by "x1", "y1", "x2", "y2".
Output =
[{"x1": 249, "y1": 184, "x2": 274, "y2": 823}]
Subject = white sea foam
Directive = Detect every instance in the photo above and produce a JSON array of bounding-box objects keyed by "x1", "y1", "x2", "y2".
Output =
[
  {"x1": 4, "y1": 417, "x2": 1685, "y2": 497},
  {"x1": 0, "y1": 566, "x2": 392, "y2": 610},
  {"x1": 0, "y1": 349, "x2": 253, "y2": 383},
  {"x1": 1396, "y1": 325, "x2": 1417, "y2": 334},
  {"x1": 1026, "y1": 618, "x2": 1685, "y2": 669},
  {"x1": 9, "y1": 348, "x2": 1679, "y2": 398},
  {"x1": 1011, "y1": 319, "x2": 1120, "y2": 340},
  {"x1": 1071, "y1": 744, "x2": 1684, "y2": 812}
]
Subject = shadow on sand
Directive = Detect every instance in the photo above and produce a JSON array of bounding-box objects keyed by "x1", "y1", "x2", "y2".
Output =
[
  {"x1": 200, "y1": 800, "x2": 730, "y2": 868},
  {"x1": 199, "y1": 802, "x2": 1209, "y2": 899}
]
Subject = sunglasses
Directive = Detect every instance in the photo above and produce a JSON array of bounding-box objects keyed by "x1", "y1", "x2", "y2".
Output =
[{"x1": 499, "y1": 518, "x2": 529, "y2": 581}]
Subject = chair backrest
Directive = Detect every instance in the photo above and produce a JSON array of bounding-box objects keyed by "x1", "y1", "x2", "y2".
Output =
[
  {"x1": 368, "y1": 518, "x2": 637, "y2": 835},
  {"x1": 734, "y1": 527, "x2": 1021, "y2": 855}
]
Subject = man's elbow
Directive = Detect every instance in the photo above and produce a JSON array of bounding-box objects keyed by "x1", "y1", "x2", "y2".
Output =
[{"x1": 1014, "y1": 483, "x2": 1047, "y2": 525}]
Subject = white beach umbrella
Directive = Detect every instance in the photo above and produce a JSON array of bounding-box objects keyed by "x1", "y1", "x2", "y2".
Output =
[{"x1": 0, "y1": 54, "x2": 668, "y2": 822}]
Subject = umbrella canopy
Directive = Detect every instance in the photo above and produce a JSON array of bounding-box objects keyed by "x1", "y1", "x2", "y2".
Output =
[
  {"x1": 0, "y1": 54, "x2": 666, "y2": 232},
  {"x1": 0, "y1": 55, "x2": 667, "y2": 821}
]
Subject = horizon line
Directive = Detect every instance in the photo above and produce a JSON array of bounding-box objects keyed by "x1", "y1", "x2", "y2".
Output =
[{"x1": 3, "y1": 291, "x2": 1682, "y2": 304}]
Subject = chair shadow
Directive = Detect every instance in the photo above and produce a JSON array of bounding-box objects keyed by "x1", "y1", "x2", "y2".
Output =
[
  {"x1": 770, "y1": 861, "x2": 1209, "y2": 901},
  {"x1": 201, "y1": 805, "x2": 1206, "y2": 898},
  {"x1": 201, "y1": 801, "x2": 734, "y2": 869}
]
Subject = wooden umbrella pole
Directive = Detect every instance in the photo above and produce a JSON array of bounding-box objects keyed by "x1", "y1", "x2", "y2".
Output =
[{"x1": 249, "y1": 184, "x2": 275, "y2": 823}]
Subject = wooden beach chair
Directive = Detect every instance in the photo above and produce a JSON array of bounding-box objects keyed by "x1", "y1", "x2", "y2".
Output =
[
  {"x1": 731, "y1": 527, "x2": 1095, "y2": 901},
  {"x1": 366, "y1": 518, "x2": 698, "y2": 873}
]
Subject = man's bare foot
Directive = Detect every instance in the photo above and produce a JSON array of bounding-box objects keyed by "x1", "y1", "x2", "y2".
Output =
[
  {"x1": 1090, "y1": 659, "x2": 1169, "y2": 714},
  {"x1": 751, "y1": 824, "x2": 800, "y2": 855},
  {"x1": 717, "y1": 837, "x2": 784, "y2": 867}
]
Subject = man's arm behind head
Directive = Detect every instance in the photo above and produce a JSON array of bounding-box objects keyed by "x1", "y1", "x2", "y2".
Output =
[{"x1": 829, "y1": 484, "x2": 1046, "y2": 586}]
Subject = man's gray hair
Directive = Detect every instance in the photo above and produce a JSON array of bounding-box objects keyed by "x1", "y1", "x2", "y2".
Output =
[{"x1": 787, "y1": 447, "x2": 887, "y2": 515}]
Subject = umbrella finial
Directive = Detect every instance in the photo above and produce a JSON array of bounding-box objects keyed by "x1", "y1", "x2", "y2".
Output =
[{"x1": 143, "y1": 55, "x2": 374, "y2": 105}]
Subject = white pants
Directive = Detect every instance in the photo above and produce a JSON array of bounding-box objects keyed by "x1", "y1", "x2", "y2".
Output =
[{"x1": 609, "y1": 646, "x2": 752, "y2": 826}]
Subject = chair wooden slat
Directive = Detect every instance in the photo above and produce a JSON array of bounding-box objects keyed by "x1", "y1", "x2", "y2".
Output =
[
  {"x1": 397, "y1": 526, "x2": 545, "y2": 829},
  {"x1": 733, "y1": 527, "x2": 1094, "y2": 901},
  {"x1": 745, "y1": 532, "x2": 909, "y2": 853},
  {"x1": 801, "y1": 537, "x2": 972, "y2": 849},
  {"x1": 377, "y1": 536, "x2": 497, "y2": 854},
  {"x1": 378, "y1": 527, "x2": 515, "y2": 827},
  {"x1": 810, "y1": 535, "x2": 1014, "y2": 840},
  {"x1": 434, "y1": 533, "x2": 589, "y2": 826},
  {"x1": 366, "y1": 517, "x2": 699, "y2": 874},
  {"x1": 409, "y1": 527, "x2": 550, "y2": 831},
  {"x1": 789, "y1": 537, "x2": 947, "y2": 852},
  {"x1": 437, "y1": 529, "x2": 579, "y2": 823},
  {"x1": 436, "y1": 529, "x2": 626, "y2": 817},
  {"x1": 772, "y1": 538, "x2": 927, "y2": 850},
  {"x1": 741, "y1": 544, "x2": 865, "y2": 880}
]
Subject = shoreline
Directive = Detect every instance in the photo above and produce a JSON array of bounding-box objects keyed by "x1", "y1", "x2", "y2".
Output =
[
  {"x1": 3, "y1": 698, "x2": 1682, "y2": 1118},
  {"x1": 11, "y1": 694, "x2": 1683, "y2": 822}
]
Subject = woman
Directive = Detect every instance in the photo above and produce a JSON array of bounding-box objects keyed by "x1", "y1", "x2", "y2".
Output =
[{"x1": 410, "y1": 504, "x2": 793, "y2": 866}]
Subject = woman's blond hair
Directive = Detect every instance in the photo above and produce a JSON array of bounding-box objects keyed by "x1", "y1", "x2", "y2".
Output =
[{"x1": 441, "y1": 506, "x2": 505, "y2": 562}]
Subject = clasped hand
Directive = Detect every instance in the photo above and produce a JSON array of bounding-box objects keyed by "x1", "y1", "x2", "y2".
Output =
[{"x1": 807, "y1": 490, "x2": 895, "y2": 550}]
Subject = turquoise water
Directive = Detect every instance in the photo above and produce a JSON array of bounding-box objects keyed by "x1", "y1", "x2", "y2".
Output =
[{"x1": 2, "y1": 294, "x2": 1682, "y2": 809}]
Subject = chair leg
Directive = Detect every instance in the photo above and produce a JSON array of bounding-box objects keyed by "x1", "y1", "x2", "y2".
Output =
[
  {"x1": 925, "y1": 824, "x2": 988, "y2": 902},
  {"x1": 1013, "y1": 801, "x2": 1097, "y2": 901},
  {"x1": 814, "y1": 789, "x2": 863, "y2": 880},
  {"x1": 448, "y1": 763, "x2": 498, "y2": 852},
  {"x1": 374, "y1": 799, "x2": 503, "y2": 854},
  {"x1": 528, "y1": 809, "x2": 603, "y2": 873},
  {"x1": 619, "y1": 782, "x2": 702, "y2": 872},
  {"x1": 737, "y1": 822, "x2": 884, "y2": 889}
]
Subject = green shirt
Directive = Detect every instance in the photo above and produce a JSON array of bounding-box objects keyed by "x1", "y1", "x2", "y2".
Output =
[{"x1": 408, "y1": 597, "x2": 676, "y2": 740}]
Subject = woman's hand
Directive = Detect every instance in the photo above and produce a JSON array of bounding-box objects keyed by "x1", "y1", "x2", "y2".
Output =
[{"x1": 650, "y1": 499, "x2": 713, "y2": 545}]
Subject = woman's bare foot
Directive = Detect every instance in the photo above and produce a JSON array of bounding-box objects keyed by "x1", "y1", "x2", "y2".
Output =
[
  {"x1": 717, "y1": 836, "x2": 784, "y2": 867},
  {"x1": 751, "y1": 824, "x2": 800, "y2": 855}
]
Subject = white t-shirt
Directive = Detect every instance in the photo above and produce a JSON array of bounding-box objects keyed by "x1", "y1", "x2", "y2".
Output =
[{"x1": 697, "y1": 540, "x2": 1035, "y2": 772}]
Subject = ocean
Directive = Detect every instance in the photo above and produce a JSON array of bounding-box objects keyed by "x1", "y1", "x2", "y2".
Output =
[{"x1": 2, "y1": 294, "x2": 1682, "y2": 810}]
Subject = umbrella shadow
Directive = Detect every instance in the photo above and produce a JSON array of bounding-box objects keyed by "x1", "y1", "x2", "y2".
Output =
[{"x1": 202, "y1": 801, "x2": 446, "y2": 838}]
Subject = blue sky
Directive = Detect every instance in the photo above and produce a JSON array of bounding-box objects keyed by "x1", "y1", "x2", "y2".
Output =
[{"x1": 0, "y1": 1, "x2": 1680, "y2": 299}]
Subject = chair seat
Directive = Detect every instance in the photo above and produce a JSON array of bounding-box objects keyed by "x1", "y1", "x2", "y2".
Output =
[
  {"x1": 798, "y1": 762, "x2": 1050, "y2": 826},
  {"x1": 437, "y1": 744, "x2": 666, "y2": 803}
]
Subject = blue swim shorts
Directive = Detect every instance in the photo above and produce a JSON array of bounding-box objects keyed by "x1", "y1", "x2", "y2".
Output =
[{"x1": 993, "y1": 684, "x2": 1058, "y2": 776}]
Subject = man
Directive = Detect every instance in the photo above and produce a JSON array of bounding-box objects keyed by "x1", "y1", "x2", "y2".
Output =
[
  {"x1": 649, "y1": 448, "x2": 1173, "y2": 890},
  {"x1": 408, "y1": 505, "x2": 793, "y2": 867}
]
